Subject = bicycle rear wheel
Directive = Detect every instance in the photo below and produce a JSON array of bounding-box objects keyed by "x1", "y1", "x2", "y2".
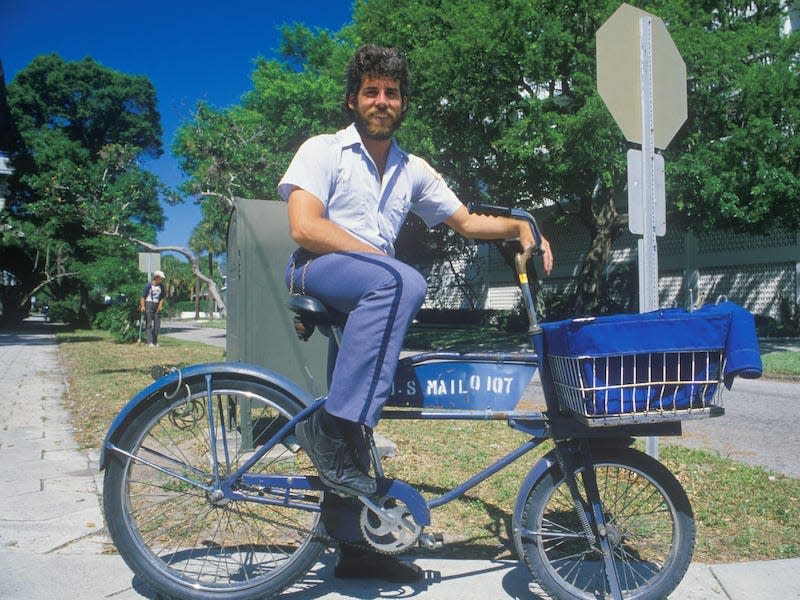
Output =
[
  {"x1": 103, "y1": 374, "x2": 325, "y2": 600},
  {"x1": 518, "y1": 446, "x2": 694, "y2": 600}
]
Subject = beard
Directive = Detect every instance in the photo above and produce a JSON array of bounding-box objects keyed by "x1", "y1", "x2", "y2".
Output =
[{"x1": 353, "y1": 106, "x2": 406, "y2": 140}]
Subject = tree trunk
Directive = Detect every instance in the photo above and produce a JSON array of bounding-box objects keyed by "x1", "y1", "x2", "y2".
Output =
[
  {"x1": 194, "y1": 276, "x2": 201, "y2": 320},
  {"x1": 207, "y1": 253, "x2": 215, "y2": 317},
  {"x1": 572, "y1": 192, "x2": 626, "y2": 317}
]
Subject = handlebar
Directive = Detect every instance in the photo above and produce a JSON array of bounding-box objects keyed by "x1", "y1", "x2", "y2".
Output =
[
  {"x1": 466, "y1": 202, "x2": 512, "y2": 218},
  {"x1": 466, "y1": 202, "x2": 544, "y2": 252},
  {"x1": 467, "y1": 202, "x2": 544, "y2": 333}
]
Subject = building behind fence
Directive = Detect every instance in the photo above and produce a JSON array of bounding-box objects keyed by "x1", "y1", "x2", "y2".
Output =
[{"x1": 421, "y1": 217, "x2": 799, "y2": 322}]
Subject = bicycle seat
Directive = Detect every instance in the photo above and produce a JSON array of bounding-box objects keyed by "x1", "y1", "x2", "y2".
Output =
[{"x1": 288, "y1": 294, "x2": 342, "y2": 341}]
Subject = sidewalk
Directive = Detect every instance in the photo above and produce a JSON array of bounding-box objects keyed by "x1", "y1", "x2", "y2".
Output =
[{"x1": 0, "y1": 318, "x2": 798, "y2": 599}]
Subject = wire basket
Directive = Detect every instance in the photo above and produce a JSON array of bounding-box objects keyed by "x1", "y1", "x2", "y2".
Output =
[{"x1": 549, "y1": 349, "x2": 725, "y2": 426}]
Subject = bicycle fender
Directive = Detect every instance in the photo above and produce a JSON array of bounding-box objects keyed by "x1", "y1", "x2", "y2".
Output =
[
  {"x1": 99, "y1": 361, "x2": 316, "y2": 470},
  {"x1": 510, "y1": 447, "x2": 564, "y2": 548}
]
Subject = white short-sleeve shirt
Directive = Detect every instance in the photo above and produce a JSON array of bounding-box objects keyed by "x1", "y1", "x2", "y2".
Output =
[{"x1": 278, "y1": 124, "x2": 462, "y2": 256}]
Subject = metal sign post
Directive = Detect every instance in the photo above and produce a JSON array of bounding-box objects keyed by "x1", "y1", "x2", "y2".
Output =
[
  {"x1": 597, "y1": 3, "x2": 688, "y2": 459},
  {"x1": 639, "y1": 16, "x2": 659, "y2": 315},
  {"x1": 639, "y1": 15, "x2": 659, "y2": 458}
]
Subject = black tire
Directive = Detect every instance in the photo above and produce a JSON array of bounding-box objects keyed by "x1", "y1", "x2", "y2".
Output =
[
  {"x1": 103, "y1": 374, "x2": 326, "y2": 600},
  {"x1": 517, "y1": 447, "x2": 694, "y2": 600}
]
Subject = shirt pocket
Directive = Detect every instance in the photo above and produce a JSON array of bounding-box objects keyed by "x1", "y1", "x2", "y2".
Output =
[
  {"x1": 378, "y1": 192, "x2": 411, "y2": 242},
  {"x1": 329, "y1": 168, "x2": 374, "y2": 232}
]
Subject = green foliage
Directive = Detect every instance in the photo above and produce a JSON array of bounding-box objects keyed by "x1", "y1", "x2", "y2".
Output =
[
  {"x1": 91, "y1": 282, "x2": 141, "y2": 343},
  {"x1": 160, "y1": 255, "x2": 196, "y2": 302},
  {"x1": 167, "y1": 300, "x2": 202, "y2": 316},
  {"x1": 9, "y1": 54, "x2": 161, "y2": 156},
  {"x1": 4, "y1": 54, "x2": 166, "y2": 325},
  {"x1": 93, "y1": 302, "x2": 140, "y2": 343},
  {"x1": 756, "y1": 293, "x2": 800, "y2": 337},
  {"x1": 761, "y1": 350, "x2": 800, "y2": 377},
  {"x1": 42, "y1": 299, "x2": 75, "y2": 324},
  {"x1": 777, "y1": 294, "x2": 800, "y2": 334},
  {"x1": 663, "y1": 1, "x2": 800, "y2": 234}
]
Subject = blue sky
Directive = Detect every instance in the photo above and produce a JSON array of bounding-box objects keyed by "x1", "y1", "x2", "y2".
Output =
[{"x1": 1, "y1": 0, "x2": 354, "y2": 249}]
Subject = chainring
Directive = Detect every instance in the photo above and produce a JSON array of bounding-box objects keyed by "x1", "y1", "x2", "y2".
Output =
[{"x1": 359, "y1": 497, "x2": 422, "y2": 554}]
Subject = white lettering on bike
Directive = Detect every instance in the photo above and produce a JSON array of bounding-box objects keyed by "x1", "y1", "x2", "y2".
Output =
[
  {"x1": 469, "y1": 374, "x2": 481, "y2": 391},
  {"x1": 422, "y1": 376, "x2": 515, "y2": 396}
]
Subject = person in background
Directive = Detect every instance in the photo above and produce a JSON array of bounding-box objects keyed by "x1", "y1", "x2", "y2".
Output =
[
  {"x1": 279, "y1": 44, "x2": 552, "y2": 582},
  {"x1": 140, "y1": 270, "x2": 166, "y2": 347}
]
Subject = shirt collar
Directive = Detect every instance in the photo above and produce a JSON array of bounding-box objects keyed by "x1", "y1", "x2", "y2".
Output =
[{"x1": 342, "y1": 123, "x2": 408, "y2": 164}]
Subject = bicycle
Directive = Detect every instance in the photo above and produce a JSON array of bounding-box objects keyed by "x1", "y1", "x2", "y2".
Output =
[{"x1": 100, "y1": 204, "x2": 759, "y2": 600}]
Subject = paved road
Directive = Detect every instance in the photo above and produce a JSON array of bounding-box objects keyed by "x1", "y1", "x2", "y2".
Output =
[
  {"x1": 673, "y1": 377, "x2": 800, "y2": 477},
  {"x1": 161, "y1": 318, "x2": 227, "y2": 348}
]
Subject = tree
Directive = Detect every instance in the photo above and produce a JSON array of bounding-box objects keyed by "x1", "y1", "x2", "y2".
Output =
[
  {"x1": 355, "y1": 0, "x2": 800, "y2": 315},
  {"x1": 173, "y1": 26, "x2": 353, "y2": 252},
  {"x1": 160, "y1": 255, "x2": 196, "y2": 302},
  {"x1": 4, "y1": 54, "x2": 165, "y2": 323},
  {"x1": 663, "y1": 1, "x2": 800, "y2": 235},
  {"x1": 188, "y1": 199, "x2": 227, "y2": 317},
  {"x1": 354, "y1": 0, "x2": 628, "y2": 315}
]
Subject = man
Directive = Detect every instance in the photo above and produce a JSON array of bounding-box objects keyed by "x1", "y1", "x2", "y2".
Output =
[
  {"x1": 278, "y1": 45, "x2": 552, "y2": 580},
  {"x1": 140, "y1": 270, "x2": 166, "y2": 347}
]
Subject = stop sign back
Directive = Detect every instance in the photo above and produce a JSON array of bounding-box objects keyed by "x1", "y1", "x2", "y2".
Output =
[{"x1": 596, "y1": 3, "x2": 687, "y2": 149}]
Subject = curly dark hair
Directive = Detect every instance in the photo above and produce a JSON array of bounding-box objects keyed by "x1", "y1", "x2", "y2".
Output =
[{"x1": 344, "y1": 45, "x2": 411, "y2": 110}]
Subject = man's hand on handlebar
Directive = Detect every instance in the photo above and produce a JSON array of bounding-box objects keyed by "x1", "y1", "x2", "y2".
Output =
[
  {"x1": 538, "y1": 236, "x2": 553, "y2": 276},
  {"x1": 518, "y1": 222, "x2": 553, "y2": 276},
  {"x1": 461, "y1": 202, "x2": 553, "y2": 276}
]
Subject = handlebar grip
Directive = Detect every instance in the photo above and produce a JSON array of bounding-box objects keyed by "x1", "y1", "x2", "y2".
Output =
[
  {"x1": 467, "y1": 202, "x2": 544, "y2": 253},
  {"x1": 467, "y1": 202, "x2": 512, "y2": 217}
]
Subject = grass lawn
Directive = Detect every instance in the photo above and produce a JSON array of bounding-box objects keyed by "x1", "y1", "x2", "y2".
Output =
[
  {"x1": 57, "y1": 326, "x2": 800, "y2": 563},
  {"x1": 761, "y1": 350, "x2": 800, "y2": 378}
]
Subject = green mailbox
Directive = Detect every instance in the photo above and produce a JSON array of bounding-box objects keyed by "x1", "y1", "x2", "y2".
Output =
[{"x1": 226, "y1": 198, "x2": 328, "y2": 446}]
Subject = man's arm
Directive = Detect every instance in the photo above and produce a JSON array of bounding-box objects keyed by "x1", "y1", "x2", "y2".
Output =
[
  {"x1": 287, "y1": 187, "x2": 385, "y2": 255},
  {"x1": 444, "y1": 205, "x2": 553, "y2": 275}
]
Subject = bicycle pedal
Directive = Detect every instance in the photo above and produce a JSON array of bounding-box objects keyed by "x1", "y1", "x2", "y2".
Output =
[{"x1": 418, "y1": 532, "x2": 444, "y2": 550}]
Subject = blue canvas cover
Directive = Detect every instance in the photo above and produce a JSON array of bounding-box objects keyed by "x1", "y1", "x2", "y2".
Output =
[{"x1": 541, "y1": 301, "x2": 762, "y2": 415}]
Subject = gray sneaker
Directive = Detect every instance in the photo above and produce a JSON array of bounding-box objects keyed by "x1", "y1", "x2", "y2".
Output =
[{"x1": 295, "y1": 411, "x2": 377, "y2": 497}]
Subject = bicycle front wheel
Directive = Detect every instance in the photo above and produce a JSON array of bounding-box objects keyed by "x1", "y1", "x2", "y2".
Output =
[
  {"x1": 103, "y1": 373, "x2": 326, "y2": 600},
  {"x1": 518, "y1": 446, "x2": 695, "y2": 600}
]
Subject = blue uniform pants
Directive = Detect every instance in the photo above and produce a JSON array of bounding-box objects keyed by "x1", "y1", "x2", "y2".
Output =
[
  {"x1": 285, "y1": 250, "x2": 427, "y2": 544},
  {"x1": 285, "y1": 250, "x2": 427, "y2": 428}
]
